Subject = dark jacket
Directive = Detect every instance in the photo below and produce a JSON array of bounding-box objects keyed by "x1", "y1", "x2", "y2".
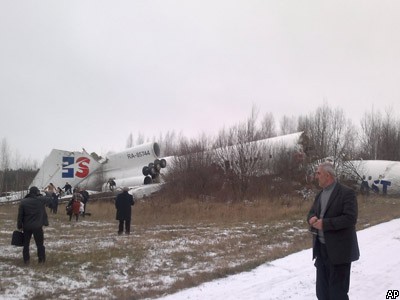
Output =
[
  {"x1": 307, "y1": 182, "x2": 360, "y2": 265},
  {"x1": 63, "y1": 183, "x2": 72, "y2": 192},
  {"x1": 80, "y1": 190, "x2": 89, "y2": 204},
  {"x1": 17, "y1": 194, "x2": 50, "y2": 231},
  {"x1": 115, "y1": 191, "x2": 134, "y2": 221}
]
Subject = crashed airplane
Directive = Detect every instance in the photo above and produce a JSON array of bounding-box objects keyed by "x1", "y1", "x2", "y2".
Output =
[
  {"x1": 30, "y1": 142, "x2": 167, "y2": 197},
  {"x1": 341, "y1": 160, "x2": 400, "y2": 196},
  {"x1": 20, "y1": 132, "x2": 400, "y2": 200},
  {"x1": 29, "y1": 132, "x2": 307, "y2": 196}
]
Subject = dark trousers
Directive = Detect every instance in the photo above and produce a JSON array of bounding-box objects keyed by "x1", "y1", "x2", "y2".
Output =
[
  {"x1": 69, "y1": 213, "x2": 79, "y2": 221},
  {"x1": 52, "y1": 203, "x2": 58, "y2": 214},
  {"x1": 315, "y1": 241, "x2": 351, "y2": 300},
  {"x1": 118, "y1": 219, "x2": 131, "y2": 234},
  {"x1": 52, "y1": 195, "x2": 58, "y2": 214},
  {"x1": 23, "y1": 228, "x2": 45, "y2": 263}
]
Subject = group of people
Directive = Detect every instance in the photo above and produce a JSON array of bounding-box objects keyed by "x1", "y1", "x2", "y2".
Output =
[
  {"x1": 42, "y1": 182, "x2": 74, "y2": 214},
  {"x1": 17, "y1": 162, "x2": 359, "y2": 299},
  {"x1": 17, "y1": 184, "x2": 134, "y2": 265},
  {"x1": 16, "y1": 184, "x2": 90, "y2": 264}
]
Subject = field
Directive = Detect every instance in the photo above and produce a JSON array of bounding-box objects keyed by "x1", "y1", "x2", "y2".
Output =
[{"x1": 1, "y1": 193, "x2": 400, "y2": 300}]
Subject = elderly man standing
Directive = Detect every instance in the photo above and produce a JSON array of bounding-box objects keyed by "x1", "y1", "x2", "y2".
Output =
[
  {"x1": 115, "y1": 187, "x2": 135, "y2": 235},
  {"x1": 307, "y1": 162, "x2": 360, "y2": 300},
  {"x1": 17, "y1": 186, "x2": 50, "y2": 264}
]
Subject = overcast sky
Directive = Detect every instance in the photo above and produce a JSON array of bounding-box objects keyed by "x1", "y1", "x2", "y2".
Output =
[{"x1": 1, "y1": 1, "x2": 400, "y2": 164}]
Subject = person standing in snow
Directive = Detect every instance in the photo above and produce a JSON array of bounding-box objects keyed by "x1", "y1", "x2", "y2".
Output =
[
  {"x1": 17, "y1": 186, "x2": 50, "y2": 264},
  {"x1": 51, "y1": 187, "x2": 62, "y2": 214},
  {"x1": 307, "y1": 162, "x2": 360, "y2": 300},
  {"x1": 115, "y1": 187, "x2": 134, "y2": 235},
  {"x1": 44, "y1": 182, "x2": 58, "y2": 213},
  {"x1": 67, "y1": 189, "x2": 83, "y2": 221}
]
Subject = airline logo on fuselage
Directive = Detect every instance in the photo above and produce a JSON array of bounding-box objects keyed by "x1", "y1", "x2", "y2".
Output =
[{"x1": 62, "y1": 156, "x2": 90, "y2": 178}]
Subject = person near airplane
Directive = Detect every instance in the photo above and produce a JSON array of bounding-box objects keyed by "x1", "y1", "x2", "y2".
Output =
[
  {"x1": 307, "y1": 162, "x2": 360, "y2": 300},
  {"x1": 17, "y1": 186, "x2": 50, "y2": 264},
  {"x1": 108, "y1": 178, "x2": 116, "y2": 192},
  {"x1": 44, "y1": 183, "x2": 58, "y2": 213},
  {"x1": 79, "y1": 188, "x2": 90, "y2": 216},
  {"x1": 115, "y1": 187, "x2": 135, "y2": 235},
  {"x1": 67, "y1": 189, "x2": 83, "y2": 221},
  {"x1": 63, "y1": 182, "x2": 72, "y2": 195}
]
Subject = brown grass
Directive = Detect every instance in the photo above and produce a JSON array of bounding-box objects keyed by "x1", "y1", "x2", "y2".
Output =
[{"x1": 0, "y1": 193, "x2": 399, "y2": 299}]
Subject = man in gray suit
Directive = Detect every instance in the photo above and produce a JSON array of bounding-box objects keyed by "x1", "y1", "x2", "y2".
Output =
[{"x1": 307, "y1": 162, "x2": 360, "y2": 300}]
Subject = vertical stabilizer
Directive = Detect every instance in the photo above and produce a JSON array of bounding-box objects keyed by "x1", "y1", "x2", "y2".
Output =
[{"x1": 30, "y1": 149, "x2": 102, "y2": 190}]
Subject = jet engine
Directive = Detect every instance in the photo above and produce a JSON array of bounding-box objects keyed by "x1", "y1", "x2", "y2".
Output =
[{"x1": 142, "y1": 158, "x2": 167, "y2": 184}]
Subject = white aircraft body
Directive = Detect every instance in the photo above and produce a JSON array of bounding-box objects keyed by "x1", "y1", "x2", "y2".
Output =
[
  {"x1": 30, "y1": 142, "x2": 166, "y2": 196},
  {"x1": 343, "y1": 160, "x2": 400, "y2": 195},
  {"x1": 24, "y1": 132, "x2": 400, "y2": 199},
  {"x1": 30, "y1": 132, "x2": 306, "y2": 196}
]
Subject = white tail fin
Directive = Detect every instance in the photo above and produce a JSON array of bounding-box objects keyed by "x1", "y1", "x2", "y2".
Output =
[
  {"x1": 31, "y1": 142, "x2": 166, "y2": 192},
  {"x1": 31, "y1": 149, "x2": 102, "y2": 190}
]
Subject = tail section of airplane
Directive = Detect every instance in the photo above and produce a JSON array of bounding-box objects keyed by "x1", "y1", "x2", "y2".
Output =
[
  {"x1": 31, "y1": 149, "x2": 102, "y2": 191},
  {"x1": 27, "y1": 133, "x2": 400, "y2": 198},
  {"x1": 31, "y1": 134, "x2": 307, "y2": 194},
  {"x1": 31, "y1": 142, "x2": 168, "y2": 193}
]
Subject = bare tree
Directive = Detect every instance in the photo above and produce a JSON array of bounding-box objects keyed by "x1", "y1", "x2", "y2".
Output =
[
  {"x1": 163, "y1": 135, "x2": 220, "y2": 201},
  {"x1": 126, "y1": 132, "x2": 133, "y2": 148},
  {"x1": 359, "y1": 108, "x2": 382, "y2": 160},
  {"x1": 213, "y1": 116, "x2": 268, "y2": 201},
  {"x1": 135, "y1": 132, "x2": 145, "y2": 145},
  {"x1": 330, "y1": 107, "x2": 356, "y2": 161},
  {"x1": 245, "y1": 105, "x2": 260, "y2": 142},
  {"x1": 358, "y1": 107, "x2": 400, "y2": 161},
  {"x1": 279, "y1": 115, "x2": 298, "y2": 135},
  {"x1": 259, "y1": 112, "x2": 277, "y2": 139},
  {"x1": 163, "y1": 108, "x2": 277, "y2": 202},
  {"x1": 380, "y1": 109, "x2": 400, "y2": 160},
  {"x1": 298, "y1": 103, "x2": 356, "y2": 164},
  {"x1": 159, "y1": 130, "x2": 181, "y2": 157},
  {"x1": 0, "y1": 138, "x2": 11, "y2": 193}
]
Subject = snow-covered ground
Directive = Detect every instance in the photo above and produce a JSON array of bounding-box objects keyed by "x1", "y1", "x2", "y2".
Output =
[
  {"x1": 157, "y1": 218, "x2": 400, "y2": 300},
  {"x1": 1, "y1": 199, "x2": 399, "y2": 300}
]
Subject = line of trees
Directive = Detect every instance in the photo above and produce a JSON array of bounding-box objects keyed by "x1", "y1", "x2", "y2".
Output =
[
  {"x1": 0, "y1": 138, "x2": 39, "y2": 195},
  {"x1": 160, "y1": 109, "x2": 307, "y2": 202},
  {"x1": 1, "y1": 103, "x2": 400, "y2": 199},
  {"x1": 130, "y1": 103, "x2": 400, "y2": 202},
  {"x1": 125, "y1": 103, "x2": 400, "y2": 163}
]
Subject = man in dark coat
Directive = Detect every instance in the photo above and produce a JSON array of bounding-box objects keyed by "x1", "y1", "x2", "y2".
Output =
[
  {"x1": 307, "y1": 162, "x2": 360, "y2": 300},
  {"x1": 63, "y1": 182, "x2": 72, "y2": 195},
  {"x1": 115, "y1": 187, "x2": 134, "y2": 235},
  {"x1": 17, "y1": 186, "x2": 51, "y2": 264}
]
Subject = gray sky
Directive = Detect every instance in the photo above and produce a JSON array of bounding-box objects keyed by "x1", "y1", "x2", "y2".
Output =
[{"x1": 1, "y1": 0, "x2": 400, "y2": 164}]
